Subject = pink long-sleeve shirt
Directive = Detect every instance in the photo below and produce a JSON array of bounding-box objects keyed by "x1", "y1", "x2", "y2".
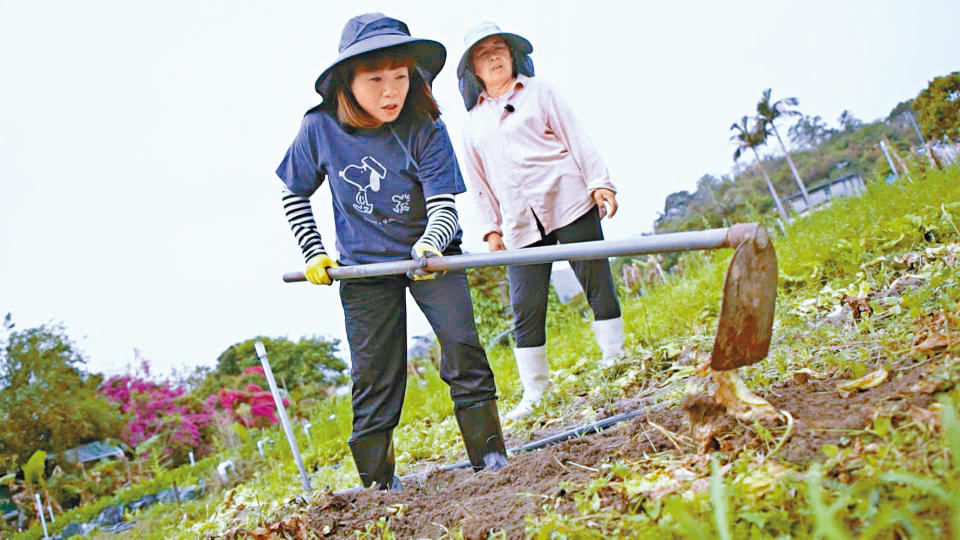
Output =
[{"x1": 461, "y1": 74, "x2": 616, "y2": 249}]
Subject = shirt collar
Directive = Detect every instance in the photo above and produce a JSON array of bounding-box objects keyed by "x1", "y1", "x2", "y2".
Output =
[{"x1": 477, "y1": 73, "x2": 528, "y2": 106}]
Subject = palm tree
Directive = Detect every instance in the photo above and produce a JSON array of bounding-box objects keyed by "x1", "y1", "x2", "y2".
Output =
[
  {"x1": 788, "y1": 114, "x2": 833, "y2": 149},
  {"x1": 730, "y1": 116, "x2": 791, "y2": 224},
  {"x1": 756, "y1": 89, "x2": 811, "y2": 209}
]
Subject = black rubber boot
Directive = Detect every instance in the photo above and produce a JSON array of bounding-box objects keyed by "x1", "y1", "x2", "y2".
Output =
[
  {"x1": 455, "y1": 400, "x2": 509, "y2": 472},
  {"x1": 348, "y1": 430, "x2": 402, "y2": 491}
]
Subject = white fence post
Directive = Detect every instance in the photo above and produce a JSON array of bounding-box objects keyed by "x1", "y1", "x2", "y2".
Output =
[
  {"x1": 216, "y1": 460, "x2": 236, "y2": 484},
  {"x1": 33, "y1": 493, "x2": 49, "y2": 540},
  {"x1": 257, "y1": 438, "x2": 274, "y2": 458},
  {"x1": 255, "y1": 341, "x2": 312, "y2": 495}
]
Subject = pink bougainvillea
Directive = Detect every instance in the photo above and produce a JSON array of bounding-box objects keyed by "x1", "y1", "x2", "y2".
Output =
[
  {"x1": 100, "y1": 357, "x2": 295, "y2": 467},
  {"x1": 241, "y1": 366, "x2": 266, "y2": 377},
  {"x1": 207, "y1": 374, "x2": 290, "y2": 427},
  {"x1": 100, "y1": 372, "x2": 215, "y2": 463},
  {"x1": 209, "y1": 382, "x2": 290, "y2": 428}
]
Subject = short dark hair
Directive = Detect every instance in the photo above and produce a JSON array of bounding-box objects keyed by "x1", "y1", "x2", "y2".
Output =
[{"x1": 331, "y1": 47, "x2": 440, "y2": 129}]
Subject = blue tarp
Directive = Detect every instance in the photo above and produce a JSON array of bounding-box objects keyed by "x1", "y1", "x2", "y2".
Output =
[{"x1": 59, "y1": 441, "x2": 125, "y2": 463}]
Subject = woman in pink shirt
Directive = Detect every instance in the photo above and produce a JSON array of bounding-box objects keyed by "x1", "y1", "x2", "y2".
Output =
[{"x1": 458, "y1": 22, "x2": 625, "y2": 421}]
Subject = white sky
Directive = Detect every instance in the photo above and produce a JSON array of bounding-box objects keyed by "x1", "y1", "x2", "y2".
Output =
[{"x1": 1, "y1": 1, "x2": 957, "y2": 379}]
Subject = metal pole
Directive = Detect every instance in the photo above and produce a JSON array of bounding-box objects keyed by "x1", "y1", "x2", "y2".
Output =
[
  {"x1": 34, "y1": 493, "x2": 49, "y2": 540},
  {"x1": 254, "y1": 341, "x2": 311, "y2": 495},
  {"x1": 879, "y1": 139, "x2": 899, "y2": 179},
  {"x1": 284, "y1": 227, "x2": 731, "y2": 283},
  {"x1": 906, "y1": 111, "x2": 926, "y2": 145},
  {"x1": 905, "y1": 112, "x2": 939, "y2": 169}
]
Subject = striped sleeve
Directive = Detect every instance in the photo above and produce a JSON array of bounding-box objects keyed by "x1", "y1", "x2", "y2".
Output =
[
  {"x1": 281, "y1": 188, "x2": 326, "y2": 262},
  {"x1": 416, "y1": 194, "x2": 459, "y2": 252}
]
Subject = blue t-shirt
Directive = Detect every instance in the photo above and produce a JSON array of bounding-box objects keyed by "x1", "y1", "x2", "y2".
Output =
[{"x1": 276, "y1": 105, "x2": 465, "y2": 265}]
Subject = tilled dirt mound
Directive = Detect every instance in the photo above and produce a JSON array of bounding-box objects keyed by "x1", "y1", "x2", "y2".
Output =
[
  {"x1": 250, "y1": 356, "x2": 952, "y2": 539},
  {"x1": 303, "y1": 405, "x2": 683, "y2": 539},
  {"x1": 766, "y1": 365, "x2": 937, "y2": 462}
]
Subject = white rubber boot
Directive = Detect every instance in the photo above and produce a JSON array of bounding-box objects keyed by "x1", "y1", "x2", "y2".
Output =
[
  {"x1": 592, "y1": 317, "x2": 625, "y2": 368},
  {"x1": 504, "y1": 345, "x2": 549, "y2": 421}
]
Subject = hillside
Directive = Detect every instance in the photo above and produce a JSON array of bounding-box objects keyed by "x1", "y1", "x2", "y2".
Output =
[{"x1": 11, "y1": 163, "x2": 956, "y2": 539}]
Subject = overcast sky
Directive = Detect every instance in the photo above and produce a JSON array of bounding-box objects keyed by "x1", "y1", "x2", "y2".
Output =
[{"x1": 1, "y1": 1, "x2": 957, "y2": 379}]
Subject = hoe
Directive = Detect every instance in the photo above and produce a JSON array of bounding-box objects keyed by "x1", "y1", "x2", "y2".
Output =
[{"x1": 282, "y1": 223, "x2": 780, "y2": 478}]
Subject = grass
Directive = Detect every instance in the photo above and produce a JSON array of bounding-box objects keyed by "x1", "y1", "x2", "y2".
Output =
[{"x1": 14, "y1": 164, "x2": 960, "y2": 539}]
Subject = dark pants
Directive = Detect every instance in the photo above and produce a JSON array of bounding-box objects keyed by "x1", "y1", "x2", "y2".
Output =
[
  {"x1": 340, "y1": 270, "x2": 498, "y2": 441},
  {"x1": 509, "y1": 206, "x2": 622, "y2": 348}
]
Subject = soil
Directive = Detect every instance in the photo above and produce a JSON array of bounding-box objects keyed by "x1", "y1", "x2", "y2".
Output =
[{"x1": 251, "y1": 355, "x2": 953, "y2": 539}]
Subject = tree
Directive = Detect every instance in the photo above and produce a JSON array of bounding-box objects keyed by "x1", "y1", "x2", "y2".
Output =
[
  {"x1": 887, "y1": 99, "x2": 915, "y2": 121},
  {"x1": 663, "y1": 190, "x2": 693, "y2": 215},
  {"x1": 695, "y1": 174, "x2": 729, "y2": 214},
  {"x1": 755, "y1": 89, "x2": 811, "y2": 208},
  {"x1": 730, "y1": 116, "x2": 791, "y2": 224},
  {"x1": 913, "y1": 71, "x2": 960, "y2": 142},
  {"x1": 838, "y1": 110, "x2": 863, "y2": 132},
  {"x1": 216, "y1": 335, "x2": 345, "y2": 390},
  {"x1": 789, "y1": 115, "x2": 833, "y2": 148},
  {"x1": 101, "y1": 357, "x2": 219, "y2": 465},
  {"x1": 0, "y1": 319, "x2": 124, "y2": 465}
]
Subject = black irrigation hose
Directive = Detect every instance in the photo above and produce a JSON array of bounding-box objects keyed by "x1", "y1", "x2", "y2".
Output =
[{"x1": 335, "y1": 400, "x2": 666, "y2": 496}]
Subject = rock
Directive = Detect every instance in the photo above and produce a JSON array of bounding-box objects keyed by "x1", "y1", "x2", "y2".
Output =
[
  {"x1": 52, "y1": 521, "x2": 84, "y2": 539},
  {"x1": 178, "y1": 483, "x2": 205, "y2": 501},
  {"x1": 95, "y1": 504, "x2": 126, "y2": 526},
  {"x1": 155, "y1": 488, "x2": 177, "y2": 504},
  {"x1": 129, "y1": 494, "x2": 157, "y2": 512}
]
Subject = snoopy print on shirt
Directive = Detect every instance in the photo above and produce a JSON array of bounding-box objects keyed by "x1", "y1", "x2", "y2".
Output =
[
  {"x1": 276, "y1": 107, "x2": 465, "y2": 265},
  {"x1": 338, "y1": 156, "x2": 387, "y2": 214},
  {"x1": 338, "y1": 155, "x2": 412, "y2": 221}
]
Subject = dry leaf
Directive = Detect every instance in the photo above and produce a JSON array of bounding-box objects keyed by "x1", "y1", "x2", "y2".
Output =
[
  {"x1": 844, "y1": 296, "x2": 872, "y2": 321},
  {"x1": 894, "y1": 252, "x2": 924, "y2": 270},
  {"x1": 687, "y1": 477, "x2": 710, "y2": 496},
  {"x1": 913, "y1": 332, "x2": 949, "y2": 352},
  {"x1": 908, "y1": 405, "x2": 941, "y2": 432},
  {"x1": 712, "y1": 369, "x2": 779, "y2": 422},
  {"x1": 838, "y1": 368, "x2": 888, "y2": 394}
]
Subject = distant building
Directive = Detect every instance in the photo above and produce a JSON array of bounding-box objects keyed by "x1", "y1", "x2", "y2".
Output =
[{"x1": 784, "y1": 173, "x2": 865, "y2": 214}]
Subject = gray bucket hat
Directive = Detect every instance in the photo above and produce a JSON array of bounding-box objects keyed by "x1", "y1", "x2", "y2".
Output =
[
  {"x1": 456, "y1": 21, "x2": 533, "y2": 79},
  {"x1": 314, "y1": 13, "x2": 447, "y2": 98}
]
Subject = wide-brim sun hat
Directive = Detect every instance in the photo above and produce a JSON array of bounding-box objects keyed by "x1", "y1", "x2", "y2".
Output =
[
  {"x1": 314, "y1": 13, "x2": 446, "y2": 99},
  {"x1": 456, "y1": 21, "x2": 532, "y2": 79}
]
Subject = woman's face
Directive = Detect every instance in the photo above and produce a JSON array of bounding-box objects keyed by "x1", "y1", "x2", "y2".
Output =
[
  {"x1": 470, "y1": 36, "x2": 513, "y2": 88},
  {"x1": 350, "y1": 65, "x2": 410, "y2": 125}
]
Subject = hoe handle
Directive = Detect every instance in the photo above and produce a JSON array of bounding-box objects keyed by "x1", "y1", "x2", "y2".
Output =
[{"x1": 281, "y1": 226, "x2": 759, "y2": 283}]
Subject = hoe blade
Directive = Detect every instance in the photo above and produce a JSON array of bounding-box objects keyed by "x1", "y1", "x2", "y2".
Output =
[{"x1": 710, "y1": 224, "x2": 778, "y2": 370}]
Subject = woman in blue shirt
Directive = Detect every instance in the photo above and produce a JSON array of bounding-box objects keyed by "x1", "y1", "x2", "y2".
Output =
[{"x1": 276, "y1": 13, "x2": 508, "y2": 490}]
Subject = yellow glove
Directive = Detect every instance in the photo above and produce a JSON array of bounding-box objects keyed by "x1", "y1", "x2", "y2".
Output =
[
  {"x1": 305, "y1": 254, "x2": 338, "y2": 285},
  {"x1": 407, "y1": 243, "x2": 444, "y2": 281}
]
